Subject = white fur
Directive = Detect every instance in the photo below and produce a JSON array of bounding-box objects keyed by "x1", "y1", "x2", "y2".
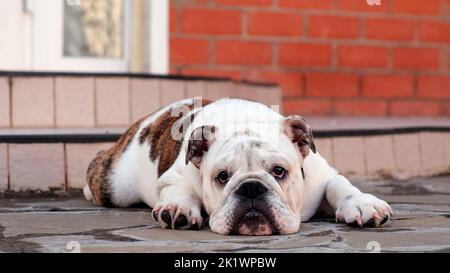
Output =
[
  {"x1": 83, "y1": 185, "x2": 93, "y2": 202},
  {"x1": 87, "y1": 98, "x2": 392, "y2": 233},
  {"x1": 108, "y1": 99, "x2": 197, "y2": 207}
]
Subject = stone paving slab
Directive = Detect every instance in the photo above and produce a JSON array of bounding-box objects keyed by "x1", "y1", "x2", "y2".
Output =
[{"x1": 0, "y1": 176, "x2": 449, "y2": 253}]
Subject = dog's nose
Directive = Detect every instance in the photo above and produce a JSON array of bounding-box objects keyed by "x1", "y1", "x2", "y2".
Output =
[{"x1": 235, "y1": 181, "x2": 268, "y2": 199}]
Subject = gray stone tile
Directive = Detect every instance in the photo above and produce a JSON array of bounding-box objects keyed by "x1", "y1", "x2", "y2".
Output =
[{"x1": 1, "y1": 175, "x2": 450, "y2": 253}]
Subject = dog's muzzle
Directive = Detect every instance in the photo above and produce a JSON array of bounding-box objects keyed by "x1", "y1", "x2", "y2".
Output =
[{"x1": 230, "y1": 181, "x2": 279, "y2": 235}]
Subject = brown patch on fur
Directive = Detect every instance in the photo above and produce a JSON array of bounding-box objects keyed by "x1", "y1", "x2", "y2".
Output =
[
  {"x1": 283, "y1": 115, "x2": 316, "y2": 158},
  {"x1": 149, "y1": 111, "x2": 184, "y2": 177},
  {"x1": 142, "y1": 98, "x2": 212, "y2": 177},
  {"x1": 185, "y1": 125, "x2": 217, "y2": 168},
  {"x1": 86, "y1": 98, "x2": 212, "y2": 206},
  {"x1": 139, "y1": 125, "x2": 151, "y2": 144},
  {"x1": 86, "y1": 116, "x2": 146, "y2": 206}
]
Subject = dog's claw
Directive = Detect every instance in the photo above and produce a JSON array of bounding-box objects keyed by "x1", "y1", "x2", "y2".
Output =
[
  {"x1": 152, "y1": 203, "x2": 203, "y2": 230},
  {"x1": 174, "y1": 214, "x2": 188, "y2": 228},
  {"x1": 363, "y1": 218, "x2": 376, "y2": 227},
  {"x1": 380, "y1": 215, "x2": 389, "y2": 225},
  {"x1": 152, "y1": 210, "x2": 159, "y2": 221},
  {"x1": 336, "y1": 193, "x2": 392, "y2": 228},
  {"x1": 160, "y1": 210, "x2": 172, "y2": 226}
]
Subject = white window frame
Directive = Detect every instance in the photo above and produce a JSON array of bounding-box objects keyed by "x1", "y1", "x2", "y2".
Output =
[
  {"x1": 24, "y1": 0, "x2": 168, "y2": 74},
  {"x1": 147, "y1": 0, "x2": 169, "y2": 74}
]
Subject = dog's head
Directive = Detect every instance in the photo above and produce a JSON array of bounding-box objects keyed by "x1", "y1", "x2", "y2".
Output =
[{"x1": 185, "y1": 115, "x2": 316, "y2": 235}]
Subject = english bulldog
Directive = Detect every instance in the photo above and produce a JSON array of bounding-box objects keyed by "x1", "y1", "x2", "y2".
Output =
[{"x1": 84, "y1": 98, "x2": 393, "y2": 235}]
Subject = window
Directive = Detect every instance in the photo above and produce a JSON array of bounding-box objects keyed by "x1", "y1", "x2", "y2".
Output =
[
  {"x1": 63, "y1": 0, "x2": 125, "y2": 59},
  {"x1": 0, "y1": 0, "x2": 168, "y2": 73}
]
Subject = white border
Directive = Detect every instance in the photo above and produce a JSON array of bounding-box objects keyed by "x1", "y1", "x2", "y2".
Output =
[{"x1": 147, "y1": 0, "x2": 169, "y2": 74}]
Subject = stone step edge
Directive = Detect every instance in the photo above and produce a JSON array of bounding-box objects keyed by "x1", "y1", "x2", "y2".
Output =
[
  {"x1": 0, "y1": 70, "x2": 277, "y2": 87},
  {"x1": 0, "y1": 126, "x2": 449, "y2": 143}
]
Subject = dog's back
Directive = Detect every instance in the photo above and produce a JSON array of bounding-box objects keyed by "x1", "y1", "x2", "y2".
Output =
[{"x1": 85, "y1": 98, "x2": 211, "y2": 207}]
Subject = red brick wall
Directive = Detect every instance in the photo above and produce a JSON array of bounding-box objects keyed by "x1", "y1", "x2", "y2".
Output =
[{"x1": 169, "y1": 0, "x2": 450, "y2": 116}]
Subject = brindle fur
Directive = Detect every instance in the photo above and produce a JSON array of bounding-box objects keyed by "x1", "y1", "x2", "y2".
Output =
[
  {"x1": 86, "y1": 98, "x2": 211, "y2": 206},
  {"x1": 145, "y1": 99, "x2": 211, "y2": 176},
  {"x1": 86, "y1": 116, "x2": 146, "y2": 206}
]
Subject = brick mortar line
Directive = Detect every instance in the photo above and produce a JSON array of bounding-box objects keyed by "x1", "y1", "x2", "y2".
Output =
[
  {"x1": 417, "y1": 132, "x2": 424, "y2": 171},
  {"x1": 412, "y1": 18, "x2": 420, "y2": 45},
  {"x1": 6, "y1": 143, "x2": 10, "y2": 191},
  {"x1": 156, "y1": 79, "x2": 162, "y2": 107},
  {"x1": 303, "y1": 11, "x2": 309, "y2": 37},
  {"x1": 174, "y1": 3, "x2": 450, "y2": 22},
  {"x1": 362, "y1": 137, "x2": 368, "y2": 178},
  {"x1": 359, "y1": 16, "x2": 365, "y2": 41},
  {"x1": 386, "y1": 99, "x2": 392, "y2": 116},
  {"x1": 391, "y1": 134, "x2": 401, "y2": 172},
  {"x1": 174, "y1": 68, "x2": 450, "y2": 82},
  {"x1": 413, "y1": 70, "x2": 420, "y2": 99},
  {"x1": 331, "y1": 0, "x2": 337, "y2": 10},
  {"x1": 209, "y1": 37, "x2": 216, "y2": 67},
  {"x1": 439, "y1": 45, "x2": 448, "y2": 72},
  {"x1": 93, "y1": 78, "x2": 98, "y2": 127},
  {"x1": 52, "y1": 77, "x2": 57, "y2": 127},
  {"x1": 441, "y1": 0, "x2": 448, "y2": 17},
  {"x1": 282, "y1": 96, "x2": 450, "y2": 103},
  {"x1": 8, "y1": 77, "x2": 12, "y2": 128},
  {"x1": 173, "y1": 5, "x2": 180, "y2": 34},
  {"x1": 241, "y1": 11, "x2": 248, "y2": 38},
  {"x1": 174, "y1": 64, "x2": 450, "y2": 76},
  {"x1": 386, "y1": 0, "x2": 393, "y2": 13},
  {"x1": 281, "y1": 67, "x2": 450, "y2": 75},
  {"x1": 357, "y1": 73, "x2": 363, "y2": 97},
  {"x1": 386, "y1": 46, "x2": 394, "y2": 72},
  {"x1": 440, "y1": 101, "x2": 446, "y2": 116},
  {"x1": 300, "y1": 74, "x2": 306, "y2": 97},
  {"x1": 127, "y1": 78, "x2": 132, "y2": 124},
  {"x1": 272, "y1": 43, "x2": 278, "y2": 68},
  {"x1": 170, "y1": 33, "x2": 450, "y2": 49},
  {"x1": 446, "y1": 47, "x2": 450, "y2": 71},
  {"x1": 331, "y1": 42, "x2": 338, "y2": 69},
  {"x1": 63, "y1": 143, "x2": 69, "y2": 191},
  {"x1": 329, "y1": 132, "x2": 336, "y2": 164}
]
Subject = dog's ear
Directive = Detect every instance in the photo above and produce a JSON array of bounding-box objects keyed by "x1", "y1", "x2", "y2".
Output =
[
  {"x1": 283, "y1": 115, "x2": 316, "y2": 158},
  {"x1": 185, "y1": 125, "x2": 217, "y2": 168}
]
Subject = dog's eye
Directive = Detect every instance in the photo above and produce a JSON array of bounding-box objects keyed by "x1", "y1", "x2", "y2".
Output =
[
  {"x1": 272, "y1": 166, "x2": 286, "y2": 179},
  {"x1": 217, "y1": 171, "x2": 230, "y2": 184}
]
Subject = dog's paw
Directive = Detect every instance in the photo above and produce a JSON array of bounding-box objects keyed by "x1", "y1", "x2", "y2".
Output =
[
  {"x1": 335, "y1": 193, "x2": 393, "y2": 228},
  {"x1": 152, "y1": 202, "x2": 203, "y2": 230}
]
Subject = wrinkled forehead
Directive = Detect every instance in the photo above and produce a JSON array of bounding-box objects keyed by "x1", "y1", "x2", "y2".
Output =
[
  {"x1": 222, "y1": 136, "x2": 274, "y2": 152},
  {"x1": 204, "y1": 135, "x2": 298, "y2": 171}
]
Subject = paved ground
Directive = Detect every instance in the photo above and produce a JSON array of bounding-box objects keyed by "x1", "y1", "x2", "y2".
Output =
[{"x1": 0, "y1": 176, "x2": 449, "y2": 253}]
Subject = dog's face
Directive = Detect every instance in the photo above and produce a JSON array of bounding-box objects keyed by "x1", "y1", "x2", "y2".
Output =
[{"x1": 185, "y1": 116, "x2": 316, "y2": 235}]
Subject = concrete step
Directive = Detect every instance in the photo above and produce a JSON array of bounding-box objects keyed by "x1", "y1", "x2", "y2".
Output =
[
  {"x1": 0, "y1": 71, "x2": 280, "y2": 128},
  {"x1": 1, "y1": 118, "x2": 449, "y2": 193}
]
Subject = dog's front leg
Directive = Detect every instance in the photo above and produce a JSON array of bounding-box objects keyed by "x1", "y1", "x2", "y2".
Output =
[
  {"x1": 152, "y1": 182, "x2": 203, "y2": 230},
  {"x1": 325, "y1": 175, "x2": 393, "y2": 227}
]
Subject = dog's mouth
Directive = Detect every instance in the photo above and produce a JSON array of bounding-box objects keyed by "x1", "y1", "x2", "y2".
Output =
[{"x1": 230, "y1": 202, "x2": 279, "y2": 236}]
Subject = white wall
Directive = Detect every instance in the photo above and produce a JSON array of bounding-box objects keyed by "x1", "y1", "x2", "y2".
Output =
[
  {"x1": 0, "y1": 0, "x2": 32, "y2": 70},
  {"x1": 0, "y1": 0, "x2": 169, "y2": 73}
]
